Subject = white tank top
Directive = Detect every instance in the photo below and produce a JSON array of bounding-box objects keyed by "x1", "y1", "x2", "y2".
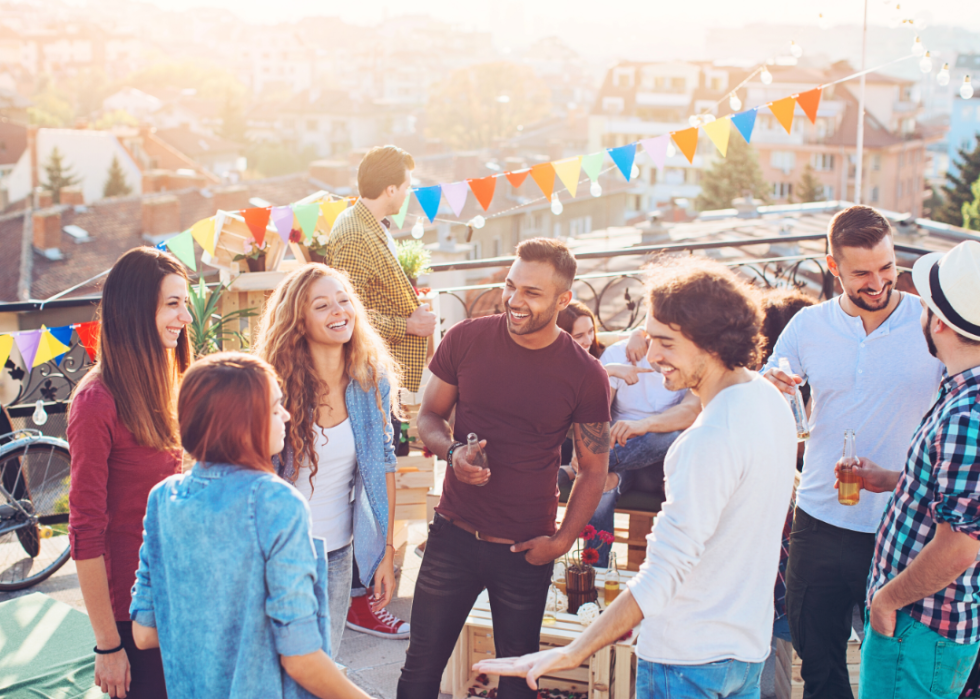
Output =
[{"x1": 294, "y1": 418, "x2": 357, "y2": 552}]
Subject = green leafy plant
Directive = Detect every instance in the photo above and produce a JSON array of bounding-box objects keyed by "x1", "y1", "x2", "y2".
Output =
[
  {"x1": 396, "y1": 240, "x2": 432, "y2": 283},
  {"x1": 187, "y1": 277, "x2": 257, "y2": 355},
  {"x1": 232, "y1": 238, "x2": 269, "y2": 262}
]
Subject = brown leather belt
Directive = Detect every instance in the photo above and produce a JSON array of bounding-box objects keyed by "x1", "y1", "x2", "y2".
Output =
[{"x1": 437, "y1": 513, "x2": 516, "y2": 545}]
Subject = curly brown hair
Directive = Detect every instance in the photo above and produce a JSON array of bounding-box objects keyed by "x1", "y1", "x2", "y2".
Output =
[{"x1": 645, "y1": 256, "x2": 764, "y2": 370}]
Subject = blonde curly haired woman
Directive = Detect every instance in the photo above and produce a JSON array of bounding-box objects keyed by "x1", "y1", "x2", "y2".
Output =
[{"x1": 254, "y1": 264, "x2": 408, "y2": 655}]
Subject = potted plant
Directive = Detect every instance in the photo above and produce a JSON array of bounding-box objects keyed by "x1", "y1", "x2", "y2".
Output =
[
  {"x1": 564, "y1": 525, "x2": 615, "y2": 613},
  {"x1": 307, "y1": 233, "x2": 330, "y2": 264},
  {"x1": 233, "y1": 238, "x2": 269, "y2": 273},
  {"x1": 396, "y1": 240, "x2": 432, "y2": 288},
  {"x1": 187, "y1": 277, "x2": 258, "y2": 355}
]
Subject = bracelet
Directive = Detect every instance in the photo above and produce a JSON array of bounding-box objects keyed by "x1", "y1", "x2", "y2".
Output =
[
  {"x1": 386, "y1": 543, "x2": 395, "y2": 550},
  {"x1": 446, "y1": 441, "x2": 465, "y2": 470},
  {"x1": 94, "y1": 642, "x2": 125, "y2": 655}
]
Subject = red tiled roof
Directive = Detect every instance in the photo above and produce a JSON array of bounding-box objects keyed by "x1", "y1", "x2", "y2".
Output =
[
  {"x1": 0, "y1": 120, "x2": 26, "y2": 166},
  {"x1": 155, "y1": 126, "x2": 243, "y2": 158}
]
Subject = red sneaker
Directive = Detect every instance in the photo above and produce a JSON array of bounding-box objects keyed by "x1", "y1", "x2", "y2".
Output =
[{"x1": 345, "y1": 595, "x2": 410, "y2": 639}]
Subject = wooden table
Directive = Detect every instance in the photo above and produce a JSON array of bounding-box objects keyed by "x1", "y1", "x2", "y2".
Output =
[{"x1": 440, "y1": 568, "x2": 640, "y2": 699}]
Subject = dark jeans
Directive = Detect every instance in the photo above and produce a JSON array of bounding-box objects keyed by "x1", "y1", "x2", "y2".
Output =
[
  {"x1": 785, "y1": 507, "x2": 876, "y2": 699},
  {"x1": 117, "y1": 620, "x2": 168, "y2": 698},
  {"x1": 397, "y1": 514, "x2": 553, "y2": 699}
]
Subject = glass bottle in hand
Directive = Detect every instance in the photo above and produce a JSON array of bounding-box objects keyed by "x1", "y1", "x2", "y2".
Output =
[
  {"x1": 778, "y1": 358, "x2": 810, "y2": 441},
  {"x1": 466, "y1": 433, "x2": 488, "y2": 486},
  {"x1": 838, "y1": 429, "x2": 861, "y2": 506}
]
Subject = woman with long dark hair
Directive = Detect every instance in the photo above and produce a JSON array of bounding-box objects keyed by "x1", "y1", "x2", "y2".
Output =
[{"x1": 68, "y1": 247, "x2": 192, "y2": 698}]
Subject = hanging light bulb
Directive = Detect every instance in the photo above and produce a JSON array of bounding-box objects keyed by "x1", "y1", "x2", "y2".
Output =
[
  {"x1": 919, "y1": 51, "x2": 933, "y2": 74},
  {"x1": 688, "y1": 115, "x2": 701, "y2": 128},
  {"x1": 666, "y1": 142, "x2": 677, "y2": 158},
  {"x1": 411, "y1": 217, "x2": 425, "y2": 239},
  {"x1": 467, "y1": 215, "x2": 486, "y2": 229},
  {"x1": 590, "y1": 180, "x2": 602, "y2": 197},
  {"x1": 761, "y1": 66, "x2": 773, "y2": 85},
  {"x1": 790, "y1": 41, "x2": 803, "y2": 58},
  {"x1": 32, "y1": 400, "x2": 48, "y2": 426},
  {"x1": 630, "y1": 163, "x2": 639, "y2": 180},
  {"x1": 961, "y1": 76, "x2": 975, "y2": 100},
  {"x1": 937, "y1": 63, "x2": 950, "y2": 86},
  {"x1": 550, "y1": 193, "x2": 563, "y2": 215},
  {"x1": 729, "y1": 93, "x2": 742, "y2": 111},
  {"x1": 911, "y1": 36, "x2": 924, "y2": 57},
  {"x1": 818, "y1": 13, "x2": 831, "y2": 30},
  {"x1": 701, "y1": 114, "x2": 715, "y2": 124}
]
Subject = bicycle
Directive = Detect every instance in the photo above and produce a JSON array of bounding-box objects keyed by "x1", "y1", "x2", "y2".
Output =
[{"x1": 0, "y1": 427, "x2": 73, "y2": 590}]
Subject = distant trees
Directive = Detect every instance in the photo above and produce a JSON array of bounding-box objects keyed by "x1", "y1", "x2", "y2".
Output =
[
  {"x1": 103, "y1": 156, "x2": 132, "y2": 198},
  {"x1": 695, "y1": 137, "x2": 770, "y2": 211},
  {"x1": 795, "y1": 164, "x2": 825, "y2": 203},
  {"x1": 41, "y1": 147, "x2": 81, "y2": 204},
  {"x1": 934, "y1": 140, "x2": 980, "y2": 226},
  {"x1": 426, "y1": 62, "x2": 551, "y2": 150},
  {"x1": 962, "y1": 177, "x2": 980, "y2": 231}
]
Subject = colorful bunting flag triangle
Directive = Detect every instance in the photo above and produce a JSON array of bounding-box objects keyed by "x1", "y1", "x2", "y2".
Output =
[
  {"x1": 607, "y1": 144, "x2": 637, "y2": 181},
  {"x1": 293, "y1": 203, "x2": 320, "y2": 242},
  {"x1": 390, "y1": 194, "x2": 410, "y2": 229},
  {"x1": 769, "y1": 96, "x2": 797, "y2": 134},
  {"x1": 467, "y1": 176, "x2": 496, "y2": 212},
  {"x1": 580, "y1": 152, "x2": 604, "y2": 182},
  {"x1": 243, "y1": 207, "x2": 271, "y2": 246},
  {"x1": 75, "y1": 321, "x2": 100, "y2": 361},
  {"x1": 797, "y1": 88, "x2": 822, "y2": 124},
  {"x1": 0, "y1": 334, "x2": 12, "y2": 368},
  {"x1": 166, "y1": 229, "x2": 197, "y2": 271},
  {"x1": 530, "y1": 163, "x2": 556, "y2": 200},
  {"x1": 190, "y1": 217, "x2": 216, "y2": 256},
  {"x1": 271, "y1": 206, "x2": 294, "y2": 244},
  {"x1": 442, "y1": 182, "x2": 469, "y2": 217},
  {"x1": 731, "y1": 109, "x2": 758, "y2": 143},
  {"x1": 671, "y1": 128, "x2": 699, "y2": 164},
  {"x1": 34, "y1": 328, "x2": 71, "y2": 368},
  {"x1": 702, "y1": 118, "x2": 731, "y2": 157},
  {"x1": 640, "y1": 136, "x2": 670, "y2": 170},
  {"x1": 14, "y1": 330, "x2": 41, "y2": 370},
  {"x1": 320, "y1": 200, "x2": 348, "y2": 231},
  {"x1": 552, "y1": 156, "x2": 582, "y2": 198},
  {"x1": 49, "y1": 325, "x2": 74, "y2": 365},
  {"x1": 414, "y1": 185, "x2": 442, "y2": 223},
  {"x1": 505, "y1": 170, "x2": 529, "y2": 188}
]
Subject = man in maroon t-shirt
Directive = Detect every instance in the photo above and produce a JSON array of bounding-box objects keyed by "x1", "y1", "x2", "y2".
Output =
[{"x1": 397, "y1": 238, "x2": 611, "y2": 699}]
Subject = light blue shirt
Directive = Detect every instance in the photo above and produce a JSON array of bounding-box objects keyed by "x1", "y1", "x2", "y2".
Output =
[{"x1": 764, "y1": 293, "x2": 943, "y2": 532}]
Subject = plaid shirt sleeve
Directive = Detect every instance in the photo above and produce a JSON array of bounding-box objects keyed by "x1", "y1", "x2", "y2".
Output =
[
  {"x1": 329, "y1": 232, "x2": 408, "y2": 344},
  {"x1": 929, "y1": 409, "x2": 980, "y2": 537}
]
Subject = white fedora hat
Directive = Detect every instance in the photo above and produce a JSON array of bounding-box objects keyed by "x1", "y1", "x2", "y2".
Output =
[{"x1": 912, "y1": 240, "x2": 980, "y2": 343}]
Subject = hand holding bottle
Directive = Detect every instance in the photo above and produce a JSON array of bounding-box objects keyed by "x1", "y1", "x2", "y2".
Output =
[
  {"x1": 834, "y1": 457, "x2": 901, "y2": 494},
  {"x1": 452, "y1": 434, "x2": 490, "y2": 486}
]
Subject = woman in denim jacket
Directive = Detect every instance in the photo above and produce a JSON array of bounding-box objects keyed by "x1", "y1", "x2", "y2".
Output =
[
  {"x1": 130, "y1": 353, "x2": 371, "y2": 699},
  {"x1": 256, "y1": 264, "x2": 404, "y2": 654}
]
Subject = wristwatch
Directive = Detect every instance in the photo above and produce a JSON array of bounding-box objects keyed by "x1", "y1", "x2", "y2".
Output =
[{"x1": 446, "y1": 441, "x2": 466, "y2": 470}]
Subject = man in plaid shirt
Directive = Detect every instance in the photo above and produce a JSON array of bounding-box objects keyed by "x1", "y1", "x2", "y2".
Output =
[{"x1": 850, "y1": 240, "x2": 980, "y2": 698}]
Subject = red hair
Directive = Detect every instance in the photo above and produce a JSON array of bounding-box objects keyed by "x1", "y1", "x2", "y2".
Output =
[{"x1": 178, "y1": 352, "x2": 278, "y2": 472}]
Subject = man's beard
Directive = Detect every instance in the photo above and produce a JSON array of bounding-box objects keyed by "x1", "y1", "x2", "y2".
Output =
[
  {"x1": 923, "y1": 313, "x2": 939, "y2": 358},
  {"x1": 846, "y1": 283, "x2": 893, "y2": 312},
  {"x1": 660, "y1": 356, "x2": 707, "y2": 393},
  {"x1": 505, "y1": 298, "x2": 558, "y2": 336}
]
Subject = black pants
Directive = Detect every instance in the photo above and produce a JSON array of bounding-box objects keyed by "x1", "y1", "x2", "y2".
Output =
[
  {"x1": 116, "y1": 621, "x2": 168, "y2": 698},
  {"x1": 397, "y1": 515, "x2": 553, "y2": 699},
  {"x1": 786, "y1": 507, "x2": 876, "y2": 699}
]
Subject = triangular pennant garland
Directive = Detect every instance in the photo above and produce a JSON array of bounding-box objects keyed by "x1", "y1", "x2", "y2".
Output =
[
  {"x1": 580, "y1": 152, "x2": 604, "y2": 182},
  {"x1": 530, "y1": 163, "x2": 556, "y2": 200},
  {"x1": 414, "y1": 185, "x2": 443, "y2": 223},
  {"x1": 442, "y1": 182, "x2": 469, "y2": 217},
  {"x1": 671, "y1": 127, "x2": 700, "y2": 164},
  {"x1": 34, "y1": 328, "x2": 71, "y2": 368},
  {"x1": 166, "y1": 229, "x2": 197, "y2": 271},
  {"x1": 505, "y1": 170, "x2": 530, "y2": 188},
  {"x1": 190, "y1": 217, "x2": 216, "y2": 256},
  {"x1": 702, "y1": 118, "x2": 731, "y2": 157},
  {"x1": 552, "y1": 157, "x2": 583, "y2": 198},
  {"x1": 796, "y1": 88, "x2": 822, "y2": 125},
  {"x1": 467, "y1": 176, "x2": 496, "y2": 212},
  {"x1": 769, "y1": 96, "x2": 797, "y2": 134},
  {"x1": 607, "y1": 144, "x2": 637, "y2": 181},
  {"x1": 14, "y1": 330, "x2": 41, "y2": 370},
  {"x1": 640, "y1": 136, "x2": 670, "y2": 170},
  {"x1": 75, "y1": 321, "x2": 100, "y2": 361},
  {"x1": 0, "y1": 334, "x2": 12, "y2": 368},
  {"x1": 731, "y1": 109, "x2": 758, "y2": 143},
  {"x1": 390, "y1": 194, "x2": 410, "y2": 229},
  {"x1": 271, "y1": 206, "x2": 294, "y2": 244},
  {"x1": 293, "y1": 204, "x2": 320, "y2": 242},
  {"x1": 243, "y1": 207, "x2": 271, "y2": 246},
  {"x1": 319, "y1": 200, "x2": 348, "y2": 231},
  {"x1": 49, "y1": 325, "x2": 74, "y2": 365}
]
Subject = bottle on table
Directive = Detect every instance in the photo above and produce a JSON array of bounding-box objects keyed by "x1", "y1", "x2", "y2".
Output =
[
  {"x1": 838, "y1": 429, "x2": 861, "y2": 506},
  {"x1": 778, "y1": 358, "x2": 810, "y2": 441},
  {"x1": 604, "y1": 552, "x2": 622, "y2": 605}
]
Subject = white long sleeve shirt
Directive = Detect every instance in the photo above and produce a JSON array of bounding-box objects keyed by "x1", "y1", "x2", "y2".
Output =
[{"x1": 626, "y1": 374, "x2": 797, "y2": 665}]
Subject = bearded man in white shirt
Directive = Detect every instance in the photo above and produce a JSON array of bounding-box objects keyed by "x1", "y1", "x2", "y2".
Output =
[{"x1": 474, "y1": 256, "x2": 797, "y2": 699}]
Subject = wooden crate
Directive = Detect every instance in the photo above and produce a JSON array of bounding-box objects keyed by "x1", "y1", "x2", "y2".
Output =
[
  {"x1": 394, "y1": 401, "x2": 435, "y2": 525},
  {"x1": 775, "y1": 637, "x2": 860, "y2": 699}
]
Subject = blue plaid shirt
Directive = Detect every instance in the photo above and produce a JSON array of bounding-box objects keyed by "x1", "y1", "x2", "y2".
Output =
[{"x1": 867, "y1": 366, "x2": 980, "y2": 643}]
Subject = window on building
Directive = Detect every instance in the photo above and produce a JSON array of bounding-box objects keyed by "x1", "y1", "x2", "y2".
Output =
[
  {"x1": 772, "y1": 182, "x2": 793, "y2": 199},
  {"x1": 872, "y1": 154, "x2": 881, "y2": 171},
  {"x1": 870, "y1": 186, "x2": 879, "y2": 203},
  {"x1": 602, "y1": 97, "x2": 625, "y2": 113},
  {"x1": 710, "y1": 76, "x2": 723, "y2": 91},
  {"x1": 771, "y1": 151, "x2": 796, "y2": 173},
  {"x1": 811, "y1": 153, "x2": 835, "y2": 171},
  {"x1": 898, "y1": 152, "x2": 904, "y2": 168},
  {"x1": 492, "y1": 236, "x2": 502, "y2": 258},
  {"x1": 823, "y1": 185, "x2": 835, "y2": 200},
  {"x1": 554, "y1": 222, "x2": 562, "y2": 238},
  {"x1": 670, "y1": 77, "x2": 686, "y2": 92},
  {"x1": 613, "y1": 68, "x2": 634, "y2": 88}
]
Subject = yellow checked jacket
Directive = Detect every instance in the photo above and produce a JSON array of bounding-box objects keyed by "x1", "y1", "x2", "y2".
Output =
[{"x1": 325, "y1": 199, "x2": 426, "y2": 393}]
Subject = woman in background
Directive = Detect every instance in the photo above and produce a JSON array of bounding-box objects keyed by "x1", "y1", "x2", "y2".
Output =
[{"x1": 68, "y1": 247, "x2": 192, "y2": 698}]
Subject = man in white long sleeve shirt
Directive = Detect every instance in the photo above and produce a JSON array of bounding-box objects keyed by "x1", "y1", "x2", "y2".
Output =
[{"x1": 475, "y1": 257, "x2": 797, "y2": 699}]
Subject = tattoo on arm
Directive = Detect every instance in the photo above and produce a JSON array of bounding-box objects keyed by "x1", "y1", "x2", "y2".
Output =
[{"x1": 575, "y1": 422, "x2": 610, "y2": 455}]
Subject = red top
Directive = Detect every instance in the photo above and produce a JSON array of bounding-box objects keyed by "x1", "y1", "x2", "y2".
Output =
[
  {"x1": 68, "y1": 377, "x2": 180, "y2": 621},
  {"x1": 430, "y1": 314, "x2": 610, "y2": 541}
]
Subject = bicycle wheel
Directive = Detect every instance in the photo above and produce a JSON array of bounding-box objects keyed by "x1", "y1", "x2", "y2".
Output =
[{"x1": 0, "y1": 437, "x2": 72, "y2": 591}]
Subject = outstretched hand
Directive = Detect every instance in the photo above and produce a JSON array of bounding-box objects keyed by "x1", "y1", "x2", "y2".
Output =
[{"x1": 473, "y1": 648, "x2": 576, "y2": 691}]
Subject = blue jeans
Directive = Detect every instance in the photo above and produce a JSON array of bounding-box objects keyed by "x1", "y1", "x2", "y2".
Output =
[
  {"x1": 327, "y1": 543, "x2": 353, "y2": 659},
  {"x1": 861, "y1": 608, "x2": 980, "y2": 699},
  {"x1": 637, "y1": 658, "x2": 764, "y2": 699}
]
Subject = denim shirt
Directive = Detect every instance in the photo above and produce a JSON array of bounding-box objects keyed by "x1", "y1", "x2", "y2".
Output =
[
  {"x1": 130, "y1": 463, "x2": 327, "y2": 699},
  {"x1": 275, "y1": 375, "x2": 397, "y2": 587}
]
